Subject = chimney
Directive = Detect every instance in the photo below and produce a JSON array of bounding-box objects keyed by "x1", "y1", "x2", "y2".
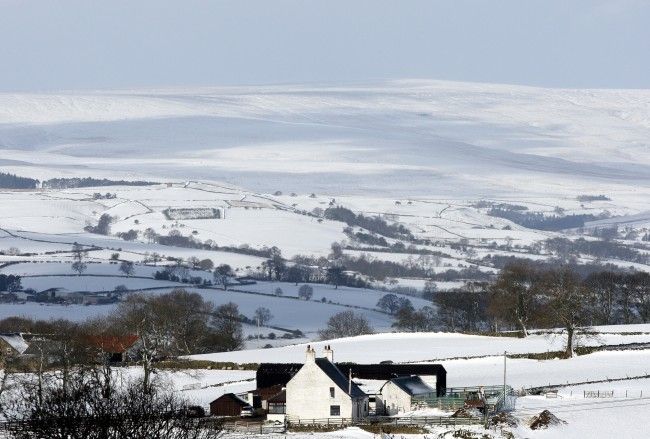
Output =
[
  {"x1": 305, "y1": 345, "x2": 315, "y2": 363},
  {"x1": 324, "y1": 345, "x2": 334, "y2": 363}
]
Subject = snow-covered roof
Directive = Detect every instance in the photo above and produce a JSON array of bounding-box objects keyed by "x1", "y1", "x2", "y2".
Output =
[
  {"x1": 384, "y1": 375, "x2": 436, "y2": 396},
  {"x1": 0, "y1": 333, "x2": 29, "y2": 354}
]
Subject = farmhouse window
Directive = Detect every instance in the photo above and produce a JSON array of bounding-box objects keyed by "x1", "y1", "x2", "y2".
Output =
[
  {"x1": 330, "y1": 405, "x2": 340, "y2": 416},
  {"x1": 329, "y1": 387, "x2": 335, "y2": 398}
]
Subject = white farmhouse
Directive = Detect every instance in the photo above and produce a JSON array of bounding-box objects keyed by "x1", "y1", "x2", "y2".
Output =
[
  {"x1": 286, "y1": 345, "x2": 368, "y2": 422},
  {"x1": 379, "y1": 375, "x2": 437, "y2": 415}
]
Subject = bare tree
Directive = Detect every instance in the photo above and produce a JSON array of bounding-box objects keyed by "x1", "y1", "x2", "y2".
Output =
[
  {"x1": 298, "y1": 284, "x2": 313, "y2": 300},
  {"x1": 539, "y1": 268, "x2": 591, "y2": 358},
  {"x1": 488, "y1": 261, "x2": 539, "y2": 337},
  {"x1": 213, "y1": 264, "x2": 232, "y2": 290},
  {"x1": 71, "y1": 243, "x2": 87, "y2": 276},
  {"x1": 119, "y1": 261, "x2": 135, "y2": 277},
  {"x1": 253, "y1": 307, "x2": 273, "y2": 326},
  {"x1": 319, "y1": 310, "x2": 373, "y2": 340},
  {"x1": 376, "y1": 293, "x2": 400, "y2": 314},
  {"x1": 108, "y1": 289, "x2": 222, "y2": 391},
  {"x1": 210, "y1": 302, "x2": 244, "y2": 351},
  {"x1": 1, "y1": 366, "x2": 220, "y2": 439}
]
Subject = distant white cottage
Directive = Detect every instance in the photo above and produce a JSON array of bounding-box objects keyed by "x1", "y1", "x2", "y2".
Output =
[
  {"x1": 286, "y1": 345, "x2": 368, "y2": 422},
  {"x1": 379, "y1": 375, "x2": 437, "y2": 415}
]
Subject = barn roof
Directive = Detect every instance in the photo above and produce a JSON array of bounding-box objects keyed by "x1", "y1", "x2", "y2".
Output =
[
  {"x1": 315, "y1": 358, "x2": 366, "y2": 398},
  {"x1": 0, "y1": 333, "x2": 29, "y2": 354},
  {"x1": 384, "y1": 375, "x2": 436, "y2": 396},
  {"x1": 210, "y1": 393, "x2": 249, "y2": 406},
  {"x1": 86, "y1": 335, "x2": 139, "y2": 354}
]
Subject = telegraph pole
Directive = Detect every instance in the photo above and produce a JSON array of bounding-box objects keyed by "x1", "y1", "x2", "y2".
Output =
[{"x1": 503, "y1": 351, "x2": 507, "y2": 404}]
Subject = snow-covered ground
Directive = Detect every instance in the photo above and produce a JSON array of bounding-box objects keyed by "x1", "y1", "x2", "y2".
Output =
[
  {"x1": 175, "y1": 326, "x2": 650, "y2": 438},
  {"x1": 2, "y1": 81, "x2": 650, "y2": 200}
]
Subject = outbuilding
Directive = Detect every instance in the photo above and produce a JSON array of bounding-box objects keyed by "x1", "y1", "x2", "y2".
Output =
[
  {"x1": 379, "y1": 375, "x2": 437, "y2": 415},
  {"x1": 209, "y1": 393, "x2": 249, "y2": 417},
  {"x1": 266, "y1": 389, "x2": 286, "y2": 423}
]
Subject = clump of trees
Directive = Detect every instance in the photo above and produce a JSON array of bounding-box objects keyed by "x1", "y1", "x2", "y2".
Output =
[
  {"x1": 85, "y1": 214, "x2": 113, "y2": 235},
  {"x1": 324, "y1": 206, "x2": 413, "y2": 240},
  {"x1": 43, "y1": 177, "x2": 156, "y2": 189},
  {"x1": 415, "y1": 261, "x2": 650, "y2": 358},
  {"x1": 213, "y1": 264, "x2": 233, "y2": 290},
  {"x1": 0, "y1": 274, "x2": 21, "y2": 292},
  {"x1": 544, "y1": 237, "x2": 647, "y2": 264},
  {"x1": 0, "y1": 304, "x2": 222, "y2": 438},
  {"x1": 0, "y1": 172, "x2": 39, "y2": 189},
  {"x1": 487, "y1": 207, "x2": 598, "y2": 231},
  {"x1": 376, "y1": 294, "x2": 413, "y2": 315}
]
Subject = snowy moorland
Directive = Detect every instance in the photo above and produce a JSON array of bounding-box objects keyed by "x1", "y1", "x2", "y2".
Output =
[{"x1": 1, "y1": 80, "x2": 650, "y2": 438}]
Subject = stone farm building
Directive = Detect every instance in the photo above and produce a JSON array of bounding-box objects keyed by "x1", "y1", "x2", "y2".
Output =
[
  {"x1": 379, "y1": 375, "x2": 437, "y2": 415},
  {"x1": 252, "y1": 345, "x2": 447, "y2": 422},
  {"x1": 285, "y1": 345, "x2": 368, "y2": 421}
]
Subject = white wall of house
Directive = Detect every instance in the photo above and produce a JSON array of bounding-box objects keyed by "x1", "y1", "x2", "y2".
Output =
[
  {"x1": 286, "y1": 348, "x2": 367, "y2": 421},
  {"x1": 286, "y1": 358, "x2": 352, "y2": 419},
  {"x1": 380, "y1": 382, "x2": 412, "y2": 415}
]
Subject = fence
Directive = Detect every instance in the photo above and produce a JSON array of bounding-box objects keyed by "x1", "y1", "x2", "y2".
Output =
[
  {"x1": 418, "y1": 385, "x2": 516, "y2": 414},
  {"x1": 584, "y1": 390, "x2": 614, "y2": 398},
  {"x1": 221, "y1": 421, "x2": 285, "y2": 434},
  {"x1": 286, "y1": 415, "x2": 483, "y2": 427}
]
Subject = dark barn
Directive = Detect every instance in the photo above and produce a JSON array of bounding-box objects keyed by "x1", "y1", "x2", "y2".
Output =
[
  {"x1": 256, "y1": 363, "x2": 447, "y2": 396},
  {"x1": 209, "y1": 393, "x2": 249, "y2": 417}
]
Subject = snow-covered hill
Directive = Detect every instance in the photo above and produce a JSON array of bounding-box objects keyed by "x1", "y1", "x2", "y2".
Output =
[{"x1": 1, "y1": 80, "x2": 649, "y2": 198}]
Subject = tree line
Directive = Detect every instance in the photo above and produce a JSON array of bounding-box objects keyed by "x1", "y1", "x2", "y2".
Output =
[
  {"x1": 0, "y1": 172, "x2": 39, "y2": 189},
  {"x1": 387, "y1": 261, "x2": 650, "y2": 358}
]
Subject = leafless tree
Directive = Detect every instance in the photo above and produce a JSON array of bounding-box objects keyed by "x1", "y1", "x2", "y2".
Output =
[
  {"x1": 488, "y1": 261, "x2": 540, "y2": 336},
  {"x1": 253, "y1": 307, "x2": 273, "y2": 326},
  {"x1": 213, "y1": 264, "x2": 232, "y2": 290},
  {"x1": 319, "y1": 310, "x2": 373, "y2": 340},
  {"x1": 538, "y1": 268, "x2": 591, "y2": 358},
  {"x1": 1, "y1": 366, "x2": 220, "y2": 439},
  {"x1": 119, "y1": 261, "x2": 135, "y2": 277},
  {"x1": 298, "y1": 284, "x2": 313, "y2": 300}
]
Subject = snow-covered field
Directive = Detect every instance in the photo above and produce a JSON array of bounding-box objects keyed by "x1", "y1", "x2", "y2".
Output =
[
  {"x1": 176, "y1": 326, "x2": 650, "y2": 439},
  {"x1": 1, "y1": 81, "x2": 650, "y2": 199},
  {"x1": 190, "y1": 330, "x2": 650, "y2": 364}
]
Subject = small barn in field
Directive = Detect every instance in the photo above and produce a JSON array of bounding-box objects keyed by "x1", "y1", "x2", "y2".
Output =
[{"x1": 209, "y1": 393, "x2": 249, "y2": 417}]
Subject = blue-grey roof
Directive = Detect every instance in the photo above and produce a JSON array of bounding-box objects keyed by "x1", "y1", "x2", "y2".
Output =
[
  {"x1": 315, "y1": 358, "x2": 366, "y2": 398},
  {"x1": 385, "y1": 375, "x2": 435, "y2": 396}
]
